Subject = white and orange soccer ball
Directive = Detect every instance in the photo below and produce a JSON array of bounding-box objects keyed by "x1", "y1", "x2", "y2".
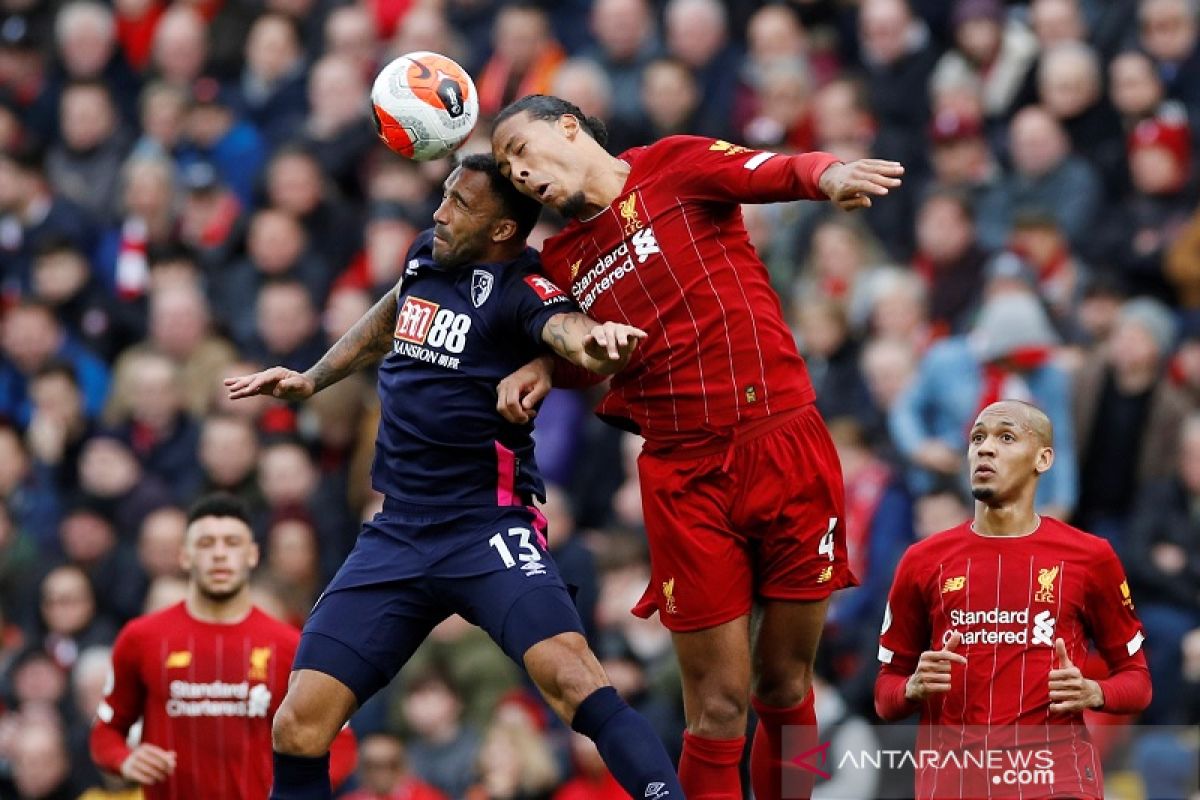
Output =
[{"x1": 370, "y1": 51, "x2": 479, "y2": 162}]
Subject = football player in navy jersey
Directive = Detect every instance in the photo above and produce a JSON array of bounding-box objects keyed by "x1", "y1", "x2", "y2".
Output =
[{"x1": 225, "y1": 154, "x2": 683, "y2": 800}]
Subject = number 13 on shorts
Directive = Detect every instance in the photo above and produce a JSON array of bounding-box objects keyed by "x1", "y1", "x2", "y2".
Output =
[
  {"x1": 489, "y1": 527, "x2": 547, "y2": 577},
  {"x1": 818, "y1": 517, "x2": 837, "y2": 562}
]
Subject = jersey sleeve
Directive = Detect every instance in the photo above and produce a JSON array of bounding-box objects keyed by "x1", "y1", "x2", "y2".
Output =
[
  {"x1": 501, "y1": 270, "x2": 579, "y2": 347},
  {"x1": 90, "y1": 623, "x2": 146, "y2": 774},
  {"x1": 650, "y1": 136, "x2": 841, "y2": 205},
  {"x1": 875, "y1": 547, "x2": 931, "y2": 720},
  {"x1": 1082, "y1": 542, "x2": 1152, "y2": 714}
]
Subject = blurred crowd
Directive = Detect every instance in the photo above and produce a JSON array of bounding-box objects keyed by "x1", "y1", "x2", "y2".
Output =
[{"x1": 2, "y1": 0, "x2": 1200, "y2": 797}]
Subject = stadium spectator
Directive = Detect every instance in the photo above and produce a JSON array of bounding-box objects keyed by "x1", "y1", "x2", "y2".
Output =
[
  {"x1": 0, "y1": 500, "x2": 36, "y2": 624},
  {"x1": 1073, "y1": 297, "x2": 1189, "y2": 537},
  {"x1": 890, "y1": 290, "x2": 1077, "y2": 515},
  {"x1": 1036, "y1": 41, "x2": 1126, "y2": 196},
  {"x1": 858, "y1": 0, "x2": 939, "y2": 165},
  {"x1": 797, "y1": 298, "x2": 874, "y2": 424},
  {"x1": 74, "y1": 433, "x2": 173, "y2": 538},
  {"x1": 1007, "y1": 211, "x2": 1090, "y2": 331},
  {"x1": 256, "y1": 438, "x2": 354, "y2": 571},
  {"x1": 50, "y1": 1, "x2": 140, "y2": 125},
  {"x1": 301, "y1": 54, "x2": 374, "y2": 201},
  {"x1": 1124, "y1": 412, "x2": 1200, "y2": 723},
  {"x1": 1028, "y1": 0, "x2": 1088, "y2": 48},
  {"x1": 1097, "y1": 114, "x2": 1195, "y2": 299},
  {"x1": 663, "y1": 0, "x2": 740, "y2": 139},
  {"x1": 911, "y1": 189, "x2": 989, "y2": 335},
  {"x1": 10, "y1": 713, "x2": 83, "y2": 800},
  {"x1": 177, "y1": 76, "x2": 267, "y2": 207},
  {"x1": 796, "y1": 216, "x2": 884, "y2": 333},
  {"x1": 37, "y1": 564, "x2": 117, "y2": 672},
  {"x1": 132, "y1": 80, "x2": 188, "y2": 158},
  {"x1": 44, "y1": 80, "x2": 132, "y2": 227},
  {"x1": 859, "y1": 333, "x2": 920, "y2": 451},
  {"x1": 197, "y1": 412, "x2": 263, "y2": 506},
  {"x1": 469, "y1": 714, "x2": 560, "y2": 800},
  {"x1": 94, "y1": 154, "x2": 177, "y2": 298},
  {"x1": 0, "y1": 301, "x2": 110, "y2": 427},
  {"x1": 976, "y1": 104, "x2": 1102, "y2": 250},
  {"x1": 1138, "y1": 0, "x2": 1200, "y2": 107},
  {"x1": 402, "y1": 667, "x2": 482, "y2": 800},
  {"x1": 0, "y1": 148, "x2": 98, "y2": 297},
  {"x1": 149, "y1": 6, "x2": 207, "y2": 90},
  {"x1": 108, "y1": 351, "x2": 202, "y2": 502},
  {"x1": 56, "y1": 503, "x2": 143, "y2": 625},
  {"x1": 26, "y1": 362, "x2": 95, "y2": 500},
  {"x1": 262, "y1": 507, "x2": 322, "y2": 625},
  {"x1": 252, "y1": 278, "x2": 326, "y2": 373},
  {"x1": 323, "y1": 5, "x2": 379, "y2": 83},
  {"x1": 637, "y1": 57, "x2": 702, "y2": 144},
  {"x1": 931, "y1": 0, "x2": 1039, "y2": 122},
  {"x1": 740, "y1": 60, "x2": 814, "y2": 153},
  {"x1": 344, "y1": 732, "x2": 448, "y2": 800},
  {"x1": 232, "y1": 13, "x2": 307, "y2": 146},
  {"x1": 214, "y1": 209, "x2": 328, "y2": 347},
  {"x1": 478, "y1": 4, "x2": 565, "y2": 117},
  {"x1": 265, "y1": 145, "x2": 362, "y2": 275},
  {"x1": 584, "y1": 0, "x2": 659, "y2": 127},
  {"x1": 135, "y1": 505, "x2": 186, "y2": 584}
]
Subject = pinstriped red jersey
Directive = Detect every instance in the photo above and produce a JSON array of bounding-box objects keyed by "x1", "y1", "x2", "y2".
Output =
[
  {"x1": 876, "y1": 518, "x2": 1150, "y2": 799},
  {"x1": 90, "y1": 602, "x2": 356, "y2": 799},
  {"x1": 539, "y1": 136, "x2": 839, "y2": 447}
]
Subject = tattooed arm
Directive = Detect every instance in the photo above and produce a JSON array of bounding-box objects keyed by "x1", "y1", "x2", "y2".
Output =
[
  {"x1": 541, "y1": 312, "x2": 647, "y2": 376},
  {"x1": 225, "y1": 283, "x2": 400, "y2": 401}
]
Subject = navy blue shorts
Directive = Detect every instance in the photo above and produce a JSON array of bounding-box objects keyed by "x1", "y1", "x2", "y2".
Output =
[{"x1": 294, "y1": 500, "x2": 584, "y2": 705}]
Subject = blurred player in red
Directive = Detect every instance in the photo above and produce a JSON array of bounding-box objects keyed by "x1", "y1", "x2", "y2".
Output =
[
  {"x1": 90, "y1": 493, "x2": 357, "y2": 798},
  {"x1": 876, "y1": 400, "x2": 1152, "y2": 799},
  {"x1": 492, "y1": 94, "x2": 904, "y2": 800}
]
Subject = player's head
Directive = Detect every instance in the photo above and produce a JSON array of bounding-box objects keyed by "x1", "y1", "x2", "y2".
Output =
[
  {"x1": 491, "y1": 94, "x2": 609, "y2": 218},
  {"x1": 182, "y1": 492, "x2": 259, "y2": 602},
  {"x1": 968, "y1": 400, "x2": 1054, "y2": 506},
  {"x1": 431, "y1": 153, "x2": 541, "y2": 269}
]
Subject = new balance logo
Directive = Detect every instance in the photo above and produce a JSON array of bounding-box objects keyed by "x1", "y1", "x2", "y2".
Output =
[
  {"x1": 631, "y1": 227, "x2": 660, "y2": 263},
  {"x1": 1031, "y1": 610, "x2": 1056, "y2": 646},
  {"x1": 644, "y1": 782, "x2": 670, "y2": 800}
]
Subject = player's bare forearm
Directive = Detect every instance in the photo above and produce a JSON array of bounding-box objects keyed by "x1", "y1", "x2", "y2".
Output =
[
  {"x1": 541, "y1": 312, "x2": 646, "y2": 375},
  {"x1": 305, "y1": 287, "x2": 399, "y2": 392}
]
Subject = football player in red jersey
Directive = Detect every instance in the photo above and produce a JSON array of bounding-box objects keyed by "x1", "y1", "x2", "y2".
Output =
[
  {"x1": 491, "y1": 94, "x2": 904, "y2": 800},
  {"x1": 90, "y1": 493, "x2": 357, "y2": 798},
  {"x1": 876, "y1": 401, "x2": 1151, "y2": 799}
]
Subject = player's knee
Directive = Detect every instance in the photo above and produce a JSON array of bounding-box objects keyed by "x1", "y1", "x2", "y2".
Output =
[
  {"x1": 752, "y1": 661, "x2": 814, "y2": 709},
  {"x1": 526, "y1": 634, "x2": 607, "y2": 719},
  {"x1": 271, "y1": 700, "x2": 332, "y2": 757},
  {"x1": 690, "y1": 689, "x2": 749, "y2": 738}
]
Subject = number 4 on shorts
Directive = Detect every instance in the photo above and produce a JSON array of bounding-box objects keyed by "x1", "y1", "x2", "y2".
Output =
[{"x1": 817, "y1": 517, "x2": 837, "y2": 562}]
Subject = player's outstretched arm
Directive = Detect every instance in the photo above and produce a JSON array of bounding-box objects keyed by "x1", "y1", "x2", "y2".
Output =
[
  {"x1": 818, "y1": 159, "x2": 905, "y2": 211},
  {"x1": 542, "y1": 312, "x2": 647, "y2": 376},
  {"x1": 225, "y1": 283, "x2": 400, "y2": 401}
]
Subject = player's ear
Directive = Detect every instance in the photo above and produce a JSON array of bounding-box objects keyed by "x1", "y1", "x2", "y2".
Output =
[
  {"x1": 491, "y1": 217, "x2": 518, "y2": 244},
  {"x1": 558, "y1": 113, "x2": 579, "y2": 140},
  {"x1": 247, "y1": 542, "x2": 260, "y2": 571},
  {"x1": 1034, "y1": 446, "x2": 1054, "y2": 476}
]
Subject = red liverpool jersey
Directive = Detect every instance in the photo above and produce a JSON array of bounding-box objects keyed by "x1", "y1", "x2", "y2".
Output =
[
  {"x1": 875, "y1": 518, "x2": 1150, "y2": 799},
  {"x1": 540, "y1": 136, "x2": 840, "y2": 447},
  {"x1": 90, "y1": 602, "x2": 356, "y2": 799}
]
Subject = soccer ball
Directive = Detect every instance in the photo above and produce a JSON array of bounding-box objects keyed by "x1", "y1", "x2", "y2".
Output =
[{"x1": 370, "y1": 51, "x2": 479, "y2": 162}]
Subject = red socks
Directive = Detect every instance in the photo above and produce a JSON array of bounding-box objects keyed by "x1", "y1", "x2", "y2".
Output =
[
  {"x1": 679, "y1": 730, "x2": 745, "y2": 800},
  {"x1": 750, "y1": 689, "x2": 817, "y2": 800}
]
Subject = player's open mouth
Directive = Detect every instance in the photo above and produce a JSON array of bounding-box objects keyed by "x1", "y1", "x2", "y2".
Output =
[{"x1": 536, "y1": 183, "x2": 551, "y2": 199}]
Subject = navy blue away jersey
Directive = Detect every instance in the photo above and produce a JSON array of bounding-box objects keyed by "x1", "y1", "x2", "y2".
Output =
[{"x1": 371, "y1": 230, "x2": 575, "y2": 506}]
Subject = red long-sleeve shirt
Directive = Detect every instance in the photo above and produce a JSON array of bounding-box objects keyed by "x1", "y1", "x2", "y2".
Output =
[
  {"x1": 539, "y1": 136, "x2": 838, "y2": 447},
  {"x1": 874, "y1": 518, "x2": 1151, "y2": 798},
  {"x1": 90, "y1": 602, "x2": 356, "y2": 798}
]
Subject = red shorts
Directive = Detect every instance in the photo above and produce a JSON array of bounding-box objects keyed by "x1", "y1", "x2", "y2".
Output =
[{"x1": 632, "y1": 404, "x2": 858, "y2": 632}]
